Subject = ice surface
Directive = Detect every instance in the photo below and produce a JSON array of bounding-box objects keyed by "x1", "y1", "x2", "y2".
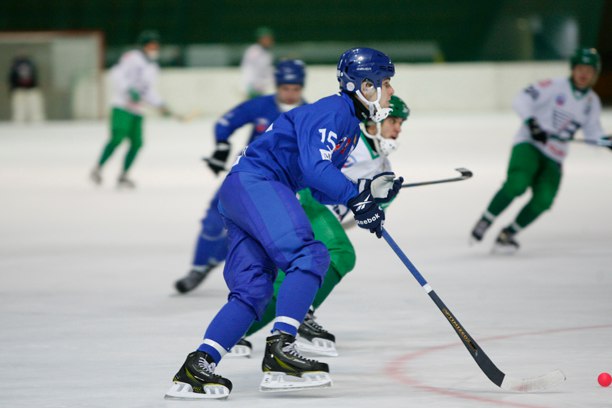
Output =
[{"x1": 1, "y1": 111, "x2": 611, "y2": 407}]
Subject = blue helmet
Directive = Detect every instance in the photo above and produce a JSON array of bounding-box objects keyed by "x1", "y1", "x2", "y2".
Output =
[
  {"x1": 275, "y1": 59, "x2": 306, "y2": 87},
  {"x1": 337, "y1": 47, "x2": 395, "y2": 93}
]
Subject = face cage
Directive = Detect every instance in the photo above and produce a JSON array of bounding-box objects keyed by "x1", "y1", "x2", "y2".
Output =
[{"x1": 360, "y1": 122, "x2": 399, "y2": 157}]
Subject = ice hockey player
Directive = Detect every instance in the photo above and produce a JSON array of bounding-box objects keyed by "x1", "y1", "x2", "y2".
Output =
[
  {"x1": 165, "y1": 47, "x2": 402, "y2": 399},
  {"x1": 241, "y1": 26, "x2": 275, "y2": 99},
  {"x1": 90, "y1": 30, "x2": 172, "y2": 188},
  {"x1": 470, "y1": 47, "x2": 611, "y2": 253},
  {"x1": 232, "y1": 95, "x2": 410, "y2": 358},
  {"x1": 174, "y1": 59, "x2": 307, "y2": 294}
]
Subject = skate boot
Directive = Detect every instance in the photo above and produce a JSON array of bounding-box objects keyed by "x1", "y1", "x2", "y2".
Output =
[
  {"x1": 227, "y1": 337, "x2": 253, "y2": 358},
  {"x1": 470, "y1": 215, "x2": 493, "y2": 243},
  {"x1": 90, "y1": 167, "x2": 102, "y2": 185},
  {"x1": 165, "y1": 350, "x2": 232, "y2": 400},
  {"x1": 297, "y1": 308, "x2": 338, "y2": 357},
  {"x1": 260, "y1": 332, "x2": 332, "y2": 392},
  {"x1": 117, "y1": 174, "x2": 136, "y2": 189},
  {"x1": 175, "y1": 265, "x2": 215, "y2": 294},
  {"x1": 492, "y1": 227, "x2": 520, "y2": 254}
]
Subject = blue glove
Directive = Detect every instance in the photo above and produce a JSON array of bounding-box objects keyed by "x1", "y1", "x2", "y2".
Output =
[{"x1": 348, "y1": 184, "x2": 385, "y2": 238}]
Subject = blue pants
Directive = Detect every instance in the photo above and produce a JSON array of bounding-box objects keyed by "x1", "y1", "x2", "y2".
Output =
[
  {"x1": 191, "y1": 190, "x2": 228, "y2": 268},
  {"x1": 198, "y1": 172, "x2": 329, "y2": 362}
]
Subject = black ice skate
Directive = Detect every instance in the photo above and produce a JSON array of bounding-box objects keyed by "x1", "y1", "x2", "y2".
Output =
[
  {"x1": 297, "y1": 308, "x2": 338, "y2": 357},
  {"x1": 117, "y1": 174, "x2": 136, "y2": 189},
  {"x1": 174, "y1": 265, "x2": 215, "y2": 294},
  {"x1": 227, "y1": 337, "x2": 253, "y2": 358},
  {"x1": 492, "y1": 227, "x2": 520, "y2": 254},
  {"x1": 260, "y1": 332, "x2": 332, "y2": 392},
  {"x1": 470, "y1": 216, "x2": 492, "y2": 243},
  {"x1": 165, "y1": 351, "x2": 232, "y2": 400}
]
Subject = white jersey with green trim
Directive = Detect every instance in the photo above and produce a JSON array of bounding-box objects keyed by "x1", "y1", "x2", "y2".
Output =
[
  {"x1": 512, "y1": 77, "x2": 605, "y2": 163},
  {"x1": 327, "y1": 133, "x2": 392, "y2": 222},
  {"x1": 240, "y1": 43, "x2": 273, "y2": 95},
  {"x1": 110, "y1": 50, "x2": 164, "y2": 115}
]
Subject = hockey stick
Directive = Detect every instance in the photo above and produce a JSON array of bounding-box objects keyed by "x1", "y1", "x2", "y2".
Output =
[
  {"x1": 571, "y1": 138, "x2": 612, "y2": 148},
  {"x1": 381, "y1": 228, "x2": 566, "y2": 392},
  {"x1": 548, "y1": 134, "x2": 612, "y2": 148},
  {"x1": 401, "y1": 168, "x2": 473, "y2": 189}
]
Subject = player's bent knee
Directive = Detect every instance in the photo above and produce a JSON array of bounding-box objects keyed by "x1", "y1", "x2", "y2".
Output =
[
  {"x1": 290, "y1": 240, "x2": 330, "y2": 282},
  {"x1": 229, "y1": 278, "x2": 275, "y2": 320}
]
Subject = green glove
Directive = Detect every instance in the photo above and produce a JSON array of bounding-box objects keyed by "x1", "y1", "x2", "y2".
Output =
[{"x1": 128, "y1": 88, "x2": 141, "y2": 103}]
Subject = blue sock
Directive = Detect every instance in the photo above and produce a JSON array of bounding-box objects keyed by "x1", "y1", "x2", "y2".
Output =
[
  {"x1": 197, "y1": 299, "x2": 256, "y2": 363},
  {"x1": 273, "y1": 271, "x2": 320, "y2": 336}
]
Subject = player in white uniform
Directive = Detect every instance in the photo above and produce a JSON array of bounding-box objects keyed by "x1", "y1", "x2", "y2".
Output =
[
  {"x1": 471, "y1": 48, "x2": 611, "y2": 252},
  {"x1": 90, "y1": 30, "x2": 171, "y2": 188},
  {"x1": 240, "y1": 26, "x2": 274, "y2": 99}
]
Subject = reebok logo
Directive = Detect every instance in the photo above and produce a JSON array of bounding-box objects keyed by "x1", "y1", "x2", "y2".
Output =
[
  {"x1": 352, "y1": 194, "x2": 372, "y2": 211},
  {"x1": 357, "y1": 213, "x2": 380, "y2": 225}
]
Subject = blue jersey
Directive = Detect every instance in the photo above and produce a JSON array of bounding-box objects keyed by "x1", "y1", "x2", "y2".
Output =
[
  {"x1": 215, "y1": 94, "x2": 301, "y2": 144},
  {"x1": 231, "y1": 92, "x2": 361, "y2": 206}
]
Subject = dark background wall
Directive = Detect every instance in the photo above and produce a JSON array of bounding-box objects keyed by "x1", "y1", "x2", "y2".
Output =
[{"x1": 0, "y1": 0, "x2": 604, "y2": 62}]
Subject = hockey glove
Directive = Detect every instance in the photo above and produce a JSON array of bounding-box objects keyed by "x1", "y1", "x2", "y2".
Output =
[
  {"x1": 369, "y1": 172, "x2": 404, "y2": 204},
  {"x1": 526, "y1": 118, "x2": 548, "y2": 144},
  {"x1": 128, "y1": 88, "x2": 141, "y2": 103},
  {"x1": 348, "y1": 179, "x2": 386, "y2": 238},
  {"x1": 203, "y1": 141, "x2": 231, "y2": 176}
]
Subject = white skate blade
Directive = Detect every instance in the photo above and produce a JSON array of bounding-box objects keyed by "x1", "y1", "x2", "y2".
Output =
[
  {"x1": 500, "y1": 369, "x2": 566, "y2": 392},
  {"x1": 226, "y1": 344, "x2": 251, "y2": 358},
  {"x1": 260, "y1": 371, "x2": 332, "y2": 392},
  {"x1": 164, "y1": 381, "x2": 230, "y2": 400},
  {"x1": 296, "y1": 336, "x2": 338, "y2": 357}
]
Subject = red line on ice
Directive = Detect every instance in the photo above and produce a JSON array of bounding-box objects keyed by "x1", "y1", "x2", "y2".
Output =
[{"x1": 385, "y1": 324, "x2": 612, "y2": 408}]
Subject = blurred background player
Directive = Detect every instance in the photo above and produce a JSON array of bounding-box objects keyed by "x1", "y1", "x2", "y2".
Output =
[
  {"x1": 8, "y1": 53, "x2": 45, "y2": 123},
  {"x1": 174, "y1": 59, "x2": 307, "y2": 293},
  {"x1": 90, "y1": 30, "x2": 172, "y2": 188},
  {"x1": 233, "y1": 95, "x2": 410, "y2": 358},
  {"x1": 240, "y1": 26, "x2": 274, "y2": 99},
  {"x1": 470, "y1": 47, "x2": 611, "y2": 253},
  {"x1": 165, "y1": 48, "x2": 402, "y2": 398}
]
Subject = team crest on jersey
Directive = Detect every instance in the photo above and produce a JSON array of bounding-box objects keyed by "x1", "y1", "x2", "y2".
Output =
[
  {"x1": 555, "y1": 94, "x2": 566, "y2": 106},
  {"x1": 255, "y1": 118, "x2": 270, "y2": 133}
]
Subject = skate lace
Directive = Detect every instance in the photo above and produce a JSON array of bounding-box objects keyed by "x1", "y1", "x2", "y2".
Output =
[
  {"x1": 282, "y1": 341, "x2": 316, "y2": 363},
  {"x1": 305, "y1": 314, "x2": 328, "y2": 333},
  {"x1": 196, "y1": 356, "x2": 217, "y2": 374}
]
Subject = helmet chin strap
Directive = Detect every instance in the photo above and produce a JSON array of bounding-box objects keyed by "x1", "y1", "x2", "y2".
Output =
[{"x1": 356, "y1": 87, "x2": 391, "y2": 123}]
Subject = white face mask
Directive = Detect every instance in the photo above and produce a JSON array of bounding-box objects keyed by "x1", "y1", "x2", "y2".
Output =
[
  {"x1": 145, "y1": 50, "x2": 160, "y2": 61},
  {"x1": 359, "y1": 122, "x2": 399, "y2": 156}
]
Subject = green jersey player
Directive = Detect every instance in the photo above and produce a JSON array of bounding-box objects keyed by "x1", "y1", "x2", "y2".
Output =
[
  {"x1": 90, "y1": 30, "x2": 172, "y2": 188},
  {"x1": 471, "y1": 48, "x2": 611, "y2": 252}
]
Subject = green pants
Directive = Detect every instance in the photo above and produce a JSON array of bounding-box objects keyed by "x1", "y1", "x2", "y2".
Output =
[
  {"x1": 97, "y1": 107, "x2": 143, "y2": 172},
  {"x1": 245, "y1": 188, "x2": 356, "y2": 336},
  {"x1": 486, "y1": 142, "x2": 562, "y2": 230}
]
